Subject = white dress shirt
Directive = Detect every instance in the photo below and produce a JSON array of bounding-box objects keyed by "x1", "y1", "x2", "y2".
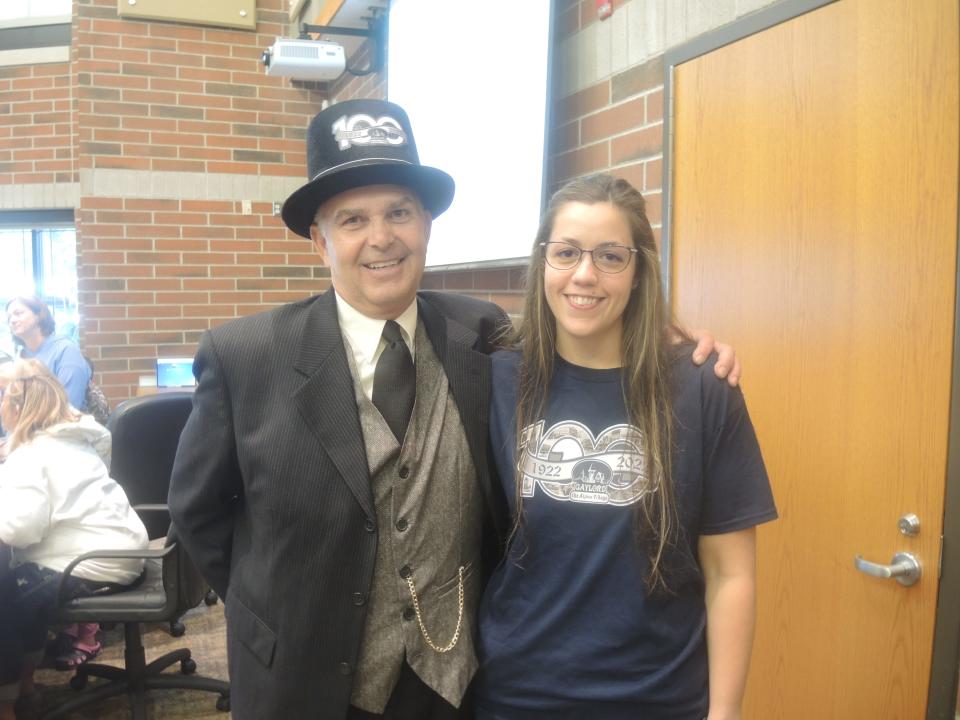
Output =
[{"x1": 334, "y1": 291, "x2": 417, "y2": 402}]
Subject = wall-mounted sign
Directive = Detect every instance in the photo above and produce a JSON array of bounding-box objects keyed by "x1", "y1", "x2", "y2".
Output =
[{"x1": 118, "y1": 0, "x2": 256, "y2": 31}]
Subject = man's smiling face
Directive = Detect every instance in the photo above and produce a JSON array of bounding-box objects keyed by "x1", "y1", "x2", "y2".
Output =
[{"x1": 311, "y1": 184, "x2": 432, "y2": 319}]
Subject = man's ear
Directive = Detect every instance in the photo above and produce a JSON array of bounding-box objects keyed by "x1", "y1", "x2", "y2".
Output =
[
  {"x1": 423, "y1": 212, "x2": 433, "y2": 246},
  {"x1": 310, "y1": 224, "x2": 330, "y2": 264}
]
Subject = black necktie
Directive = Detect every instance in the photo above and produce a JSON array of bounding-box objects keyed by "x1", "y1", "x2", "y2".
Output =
[{"x1": 372, "y1": 320, "x2": 415, "y2": 442}]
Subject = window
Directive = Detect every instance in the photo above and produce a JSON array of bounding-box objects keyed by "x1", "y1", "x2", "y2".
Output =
[
  {"x1": 0, "y1": 224, "x2": 79, "y2": 357},
  {"x1": 0, "y1": 0, "x2": 70, "y2": 22},
  {"x1": 0, "y1": 0, "x2": 71, "y2": 67}
]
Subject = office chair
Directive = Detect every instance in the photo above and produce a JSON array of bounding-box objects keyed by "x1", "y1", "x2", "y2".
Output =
[
  {"x1": 108, "y1": 392, "x2": 217, "y2": 636},
  {"x1": 43, "y1": 522, "x2": 230, "y2": 719},
  {"x1": 107, "y1": 392, "x2": 194, "y2": 543},
  {"x1": 41, "y1": 391, "x2": 229, "y2": 718}
]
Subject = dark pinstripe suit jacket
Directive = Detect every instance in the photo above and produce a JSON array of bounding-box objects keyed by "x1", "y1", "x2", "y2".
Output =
[{"x1": 168, "y1": 288, "x2": 509, "y2": 720}]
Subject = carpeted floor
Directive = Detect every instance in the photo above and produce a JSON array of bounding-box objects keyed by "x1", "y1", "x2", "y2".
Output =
[{"x1": 33, "y1": 601, "x2": 231, "y2": 719}]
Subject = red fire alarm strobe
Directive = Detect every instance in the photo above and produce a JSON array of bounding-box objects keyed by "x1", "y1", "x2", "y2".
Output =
[{"x1": 597, "y1": 0, "x2": 613, "y2": 20}]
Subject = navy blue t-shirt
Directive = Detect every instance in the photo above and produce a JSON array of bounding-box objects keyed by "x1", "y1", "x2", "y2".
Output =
[{"x1": 474, "y1": 350, "x2": 777, "y2": 720}]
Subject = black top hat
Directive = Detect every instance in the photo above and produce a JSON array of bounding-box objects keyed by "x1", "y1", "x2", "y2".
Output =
[{"x1": 281, "y1": 99, "x2": 455, "y2": 239}]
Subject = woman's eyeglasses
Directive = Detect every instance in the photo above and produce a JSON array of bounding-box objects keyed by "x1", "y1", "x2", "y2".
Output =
[{"x1": 540, "y1": 241, "x2": 637, "y2": 274}]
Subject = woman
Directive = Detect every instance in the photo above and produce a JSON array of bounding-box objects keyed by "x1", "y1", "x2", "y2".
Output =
[
  {"x1": 473, "y1": 175, "x2": 777, "y2": 720},
  {"x1": 0, "y1": 360, "x2": 148, "y2": 720},
  {"x1": 6, "y1": 297, "x2": 90, "y2": 412}
]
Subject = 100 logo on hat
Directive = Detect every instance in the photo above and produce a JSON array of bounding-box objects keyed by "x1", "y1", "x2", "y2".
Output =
[{"x1": 332, "y1": 114, "x2": 408, "y2": 150}]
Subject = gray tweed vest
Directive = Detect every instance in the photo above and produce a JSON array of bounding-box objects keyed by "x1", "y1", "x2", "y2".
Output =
[{"x1": 347, "y1": 320, "x2": 483, "y2": 713}]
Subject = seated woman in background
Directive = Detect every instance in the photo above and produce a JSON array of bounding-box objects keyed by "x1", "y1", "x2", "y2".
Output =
[
  {"x1": 473, "y1": 174, "x2": 777, "y2": 720},
  {"x1": 6, "y1": 297, "x2": 91, "y2": 413},
  {"x1": 0, "y1": 360, "x2": 148, "y2": 720}
]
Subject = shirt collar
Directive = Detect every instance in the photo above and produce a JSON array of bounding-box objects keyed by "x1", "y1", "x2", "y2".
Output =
[{"x1": 334, "y1": 291, "x2": 418, "y2": 363}]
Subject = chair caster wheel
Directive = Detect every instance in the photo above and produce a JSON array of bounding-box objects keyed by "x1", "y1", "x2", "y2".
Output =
[
  {"x1": 216, "y1": 695, "x2": 230, "y2": 712},
  {"x1": 181, "y1": 658, "x2": 197, "y2": 674},
  {"x1": 70, "y1": 673, "x2": 88, "y2": 690},
  {"x1": 204, "y1": 590, "x2": 218, "y2": 606},
  {"x1": 170, "y1": 621, "x2": 185, "y2": 637}
]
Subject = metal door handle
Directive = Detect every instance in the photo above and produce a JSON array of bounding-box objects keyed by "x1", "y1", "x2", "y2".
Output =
[{"x1": 853, "y1": 552, "x2": 922, "y2": 586}]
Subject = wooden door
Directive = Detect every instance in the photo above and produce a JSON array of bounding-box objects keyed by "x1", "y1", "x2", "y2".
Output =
[{"x1": 670, "y1": 0, "x2": 959, "y2": 717}]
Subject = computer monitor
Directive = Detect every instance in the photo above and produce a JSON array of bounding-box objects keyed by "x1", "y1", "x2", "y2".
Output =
[{"x1": 155, "y1": 357, "x2": 196, "y2": 389}]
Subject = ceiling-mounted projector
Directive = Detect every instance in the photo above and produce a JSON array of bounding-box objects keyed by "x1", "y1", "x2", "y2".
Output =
[{"x1": 262, "y1": 38, "x2": 346, "y2": 81}]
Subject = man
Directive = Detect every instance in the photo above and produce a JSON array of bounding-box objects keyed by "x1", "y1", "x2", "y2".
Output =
[{"x1": 168, "y1": 98, "x2": 736, "y2": 719}]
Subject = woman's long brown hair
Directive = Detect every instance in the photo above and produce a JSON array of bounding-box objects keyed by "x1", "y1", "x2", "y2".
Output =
[{"x1": 507, "y1": 173, "x2": 685, "y2": 592}]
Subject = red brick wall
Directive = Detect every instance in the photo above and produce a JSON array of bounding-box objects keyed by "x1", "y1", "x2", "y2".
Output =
[
  {"x1": 421, "y1": 266, "x2": 527, "y2": 317},
  {"x1": 77, "y1": 197, "x2": 328, "y2": 388},
  {"x1": 0, "y1": 62, "x2": 75, "y2": 184},
  {"x1": 549, "y1": 57, "x2": 665, "y2": 240},
  {"x1": 555, "y1": 0, "x2": 631, "y2": 36},
  {"x1": 68, "y1": 0, "x2": 332, "y2": 402},
  {"x1": 73, "y1": 0, "x2": 325, "y2": 177},
  {"x1": 329, "y1": 38, "x2": 386, "y2": 102}
]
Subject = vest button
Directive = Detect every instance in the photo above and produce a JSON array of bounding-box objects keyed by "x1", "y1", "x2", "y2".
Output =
[
  {"x1": 352, "y1": 592, "x2": 366, "y2": 606},
  {"x1": 338, "y1": 662, "x2": 352, "y2": 676},
  {"x1": 398, "y1": 466, "x2": 410, "y2": 479},
  {"x1": 399, "y1": 564, "x2": 412, "y2": 579},
  {"x1": 396, "y1": 518, "x2": 408, "y2": 532},
  {"x1": 403, "y1": 607, "x2": 416, "y2": 621},
  {"x1": 364, "y1": 519, "x2": 375, "y2": 533}
]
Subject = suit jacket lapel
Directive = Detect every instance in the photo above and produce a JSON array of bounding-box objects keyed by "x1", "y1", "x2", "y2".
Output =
[{"x1": 292, "y1": 289, "x2": 374, "y2": 520}]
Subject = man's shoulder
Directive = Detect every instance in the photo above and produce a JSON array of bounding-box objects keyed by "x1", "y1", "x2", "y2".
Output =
[
  {"x1": 203, "y1": 294, "x2": 328, "y2": 360},
  {"x1": 209, "y1": 295, "x2": 321, "y2": 338},
  {"x1": 417, "y1": 291, "x2": 510, "y2": 336},
  {"x1": 418, "y1": 290, "x2": 510, "y2": 350}
]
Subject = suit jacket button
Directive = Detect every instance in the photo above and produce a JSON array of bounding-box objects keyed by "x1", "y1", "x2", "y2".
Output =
[
  {"x1": 403, "y1": 607, "x2": 416, "y2": 621},
  {"x1": 396, "y1": 518, "x2": 408, "y2": 532},
  {"x1": 352, "y1": 592, "x2": 366, "y2": 606},
  {"x1": 338, "y1": 662, "x2": 352, "y2": 676},
  {"x1": 398, "y1": 465, "x2": 410, "y2": 479},
  {"x1": 364, "y1": 519, "x2": 375, "y2": 533},
  {"x1": 399, "y1": 564, "x2": 412, "y2": 579}
]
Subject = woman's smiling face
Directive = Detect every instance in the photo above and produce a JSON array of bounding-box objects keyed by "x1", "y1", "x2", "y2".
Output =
[{"x1": 543, "y1": 201, "x2": 638, "y2": 368}]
